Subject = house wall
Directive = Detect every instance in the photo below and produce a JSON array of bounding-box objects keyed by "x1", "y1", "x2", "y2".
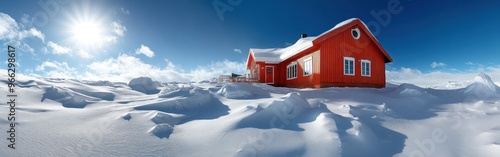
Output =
[
  {"x1": 255, "y1": 62, "x2": 266, "y2": 83},
  {"x1": 280, "y1": 49, "x2": 321, "y2": 88},
  {"x1": 319, "y1": 24, "x2": 386, "y2": 88}
]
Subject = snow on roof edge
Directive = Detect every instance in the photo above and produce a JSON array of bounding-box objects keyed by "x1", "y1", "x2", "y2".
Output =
[
  {"x1": 317, "y1": 18, "x2": 358, "y2": 38},
  {"x1": 250, "y1": 18, "x2": 362, "y2": 63}
]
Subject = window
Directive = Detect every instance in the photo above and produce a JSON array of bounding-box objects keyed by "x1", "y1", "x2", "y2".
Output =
[
  {"x1": 361, "y1": 60, "x2": 371, "y2": 77},
  {"x1": 303, "y1": 57, "x2": 312, "y2": 76},
  {"x1": 351, "y1": 28, "x2": 360, "y2": 39},
  {"x1": 344, "y1": 57, "x2": 355, "y2": 76},
  {"x1": 287, "y1": 62, "x2": 297, "y2": 80}
]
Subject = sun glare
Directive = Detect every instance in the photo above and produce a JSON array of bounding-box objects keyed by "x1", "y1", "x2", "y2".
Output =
[
  {"x1": 64, "y1": 1, "x2": 111, "y2": 50},
  {"x1": 71, "y1": 21, "x2": 104, "y2": 46}
]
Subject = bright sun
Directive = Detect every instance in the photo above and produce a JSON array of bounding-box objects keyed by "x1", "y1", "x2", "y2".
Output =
[{"x1": 71, "y1": 21, "x2": 104, "y2": 46}]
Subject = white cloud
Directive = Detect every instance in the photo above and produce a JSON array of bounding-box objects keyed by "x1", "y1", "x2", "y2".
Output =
[
  {"x1": 35, "y1": 61, "x2": 76, "y2": 78},
  {"x1": 0, "y1": 13, "x2": 19, "y2": 41},
  {"x1": 164, "y1": 58, "x2": 176, "y2": 70},
  {"x1": 85, "y1": 54, "x2": 188, "y2": 83},
  {"x1": 0, "y1": 13, "x2": 45, "y2": 42},
  {"x1": 0, "y1": 12, "x2": 45, "y2": 55},
  {"x1": 20, "y1": 14, "x2": 33, "y2": 26},
  {"x1": 121, "y1": 8, "x2": 130, "y2": 15},
  {"x1": 430, "y1": 61, "x2": 446, "y2": 68},
  {"x1": 47, "y1": 41, "x2": 71, "y2": 55},
  {"x1": 135, "y1": 44, "x2": 155, "y2": 58},
  {"x1": 234, "y1": 48, "x2": 242, "y2": 53},
  {"x1": 18, "y1": 28, "x2": 45, "y2": 42},
  {"x1": 112, "y1": 21, "x2": 126, "y2": 36},
  {"x1": 44, "y1": 43, "x2": 94, "y2": 59},
  {"x1": 465, "y1": 61, "x2": 484, "y2": 67},
  {"x1": 77, "y1": 49, "x2": 92, "y2": 58},
  {"x1": 21, "y1": 42, "x2": 34, "y2": 54},
  {"x1": 82, "y1": 54, "x2": 247, "y2": 83},
  {"x1": 98, "y1": 21, "x2": 126, "y2": 45},
  {"x1": 188, "y1": 59, "x2": 247, "y2": 81}
]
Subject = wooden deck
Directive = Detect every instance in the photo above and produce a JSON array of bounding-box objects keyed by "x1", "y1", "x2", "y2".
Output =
[{"x1": 219, "y1": 74, "x2": 258, "y2": 83}]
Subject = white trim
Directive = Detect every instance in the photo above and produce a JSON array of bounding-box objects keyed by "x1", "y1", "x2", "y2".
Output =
[
  {"x1": 265, "y1": 66, "x2": 275, "y2": 84},
  {"x1": 351, "y1": 28, "x2": 360, "y2": 40},
  {"x1": 344, "y1": 57, "x2": 355, "y2": 76},
  {"x1": 287, "y1": 62, "x2": 298, "y2": 80},
  {"x1": 303, "y1": 57, "x2": 312, "y2": 76},
  {"x1": 361, "y1": 60, "x2": 371, "y2": 77}
]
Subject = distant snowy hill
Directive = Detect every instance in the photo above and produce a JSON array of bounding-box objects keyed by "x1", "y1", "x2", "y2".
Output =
[{"x1": 1, "y1": 72, "x2": 500, "y2": 157}]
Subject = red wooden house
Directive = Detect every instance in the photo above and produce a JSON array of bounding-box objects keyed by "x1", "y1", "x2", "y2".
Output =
[{"x1": 246, "y1": 18, "x2": 392, "y2": 88}]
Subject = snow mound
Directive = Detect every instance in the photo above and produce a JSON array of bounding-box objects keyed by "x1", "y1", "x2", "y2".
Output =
[
  {"x1": 151, "y1": 112, "x2": 179, "y2": 125},
  {"x1": 268, "y1": 92, "x2": 311, "y2": 114},
  {"x1": 149, "y1": 124, "x2": 174, "y2": 139},
  {"x1": 81, "y1": 80, "x2": 114, "y2": 86},
  {"x1": 235, "y1": 92, "x2": 313, "y2": 129},
  {"x1": 147, "y1": 112, "x2": 181, "y2": 139},
  {"x1": 128, "y1": 77, "x2": 160, "y2": 94},
  {"x1": 392, "y1": 83, "x2": 426, "y2": 97},
  {"x1": 18, "y1": 80, "x2": 39, "y2": 88},
  {"x1": 136, "y1": 87, "x2": 212, "y2": 112},
  {"x1": 158, "y1": 85, "x2": 194, "y2": 98},
  {"x1": 217, "y1": 83, "x2": 270, "y2": 99},
  {"x1": 69, "y1": 88, "x2": 116, "y2": 101},
  {"x1": 463, "y1": 73, "x2": 500, "y2": 100},
  {"x1": 41, "y1": 86, "x2": 89, "y2": 108}
]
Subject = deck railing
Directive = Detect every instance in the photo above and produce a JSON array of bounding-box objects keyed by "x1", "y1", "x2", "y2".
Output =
[{"x1": 219, "y1": 74, "x2": 258, "y2": 83}]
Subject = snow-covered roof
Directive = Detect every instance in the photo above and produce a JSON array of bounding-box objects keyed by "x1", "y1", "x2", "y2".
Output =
[
  {"x1": 250, "y1": 18, "x2": 362, "y2": 63},
  {"x1": 317, "y1": 18, "x2": 357, "y2": 37},
  {"x1": 279, "y1": 36, "x2": 316, "y2": 61},
  {"x1": 250, "y1": 36, "x2": 317, "y2": 63},
  {"x1": 250, "y1": 48, "x2": 283, "y2": 63}
]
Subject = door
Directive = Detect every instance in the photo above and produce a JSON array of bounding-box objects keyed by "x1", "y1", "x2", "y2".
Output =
[{"x1": 265, "y1": 66, "x2": 274, "y2": 84}]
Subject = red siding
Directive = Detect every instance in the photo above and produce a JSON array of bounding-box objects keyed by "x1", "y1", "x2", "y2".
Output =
[
  {"x1": 257, "y1": 62, "x2": 265, "y2": 82},
  {"x1": 280, "y1": 50, "x2": 321, "y2": 88},
  {"x1": 319, "y1": 23, "x2": 386, "y2": 87},
  {"x1": 248, "y1": 19, "x2": 390, "y2": 88}
]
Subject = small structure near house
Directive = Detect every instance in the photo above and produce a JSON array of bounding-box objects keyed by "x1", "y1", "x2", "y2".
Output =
[
  {"x1": 245, "y1": 18, "x2": 393, "y2": 88},
  {"x1": 219, "y1": 73, "x2": 252, "y2": 83}
]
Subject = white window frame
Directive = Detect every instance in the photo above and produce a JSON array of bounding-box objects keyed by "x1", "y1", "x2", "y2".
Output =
[
  {"x1": 303, "y1": 57, "x2": 312, "y2": 76},
  {"x1": 344, "y1": 57, "x2": 355, "y2": 76},
  {"x1": 352, "y1": 28, "x2": 360, "y2": 40},
  {"x1": 287, "y1": 62, "x2": 298, "y2": 80},
  {"x1": 361, "y1": 60, "x2": 371, "y2": 77}
]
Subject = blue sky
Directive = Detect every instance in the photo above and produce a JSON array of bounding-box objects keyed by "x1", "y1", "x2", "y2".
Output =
[{"x1": 1, "y1": 0, "x2": 500, "y2": 83}]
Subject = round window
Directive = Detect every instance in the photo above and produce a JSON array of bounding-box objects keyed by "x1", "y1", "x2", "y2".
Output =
[{"x1": 352, "y1": 28, "x2": 360, "y2": 39}]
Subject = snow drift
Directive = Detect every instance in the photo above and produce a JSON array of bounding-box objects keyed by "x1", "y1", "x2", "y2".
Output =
[
  {"x1": 41, "y1": 86, "x2": 89, "y2": 108},
  {"x1": 235, "y1": 92, "x2": 313, "y2": 130},
  {"x1": 2, "y1": 72, "x2": 500, "y2": 157},
  {"x1": 128, "y1": 77, "x2": 160, "y2": 94},
  {"x1": 216, "y1": 83, "x2": 270, "y2": 99},
  {"x1": 463, "y1": 72, "x2": 500, "y2": 100}
]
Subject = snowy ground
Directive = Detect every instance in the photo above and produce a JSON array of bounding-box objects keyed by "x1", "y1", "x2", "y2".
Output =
[{"x1": 1, "y1": 73, "x2": 500, "y2": 157}]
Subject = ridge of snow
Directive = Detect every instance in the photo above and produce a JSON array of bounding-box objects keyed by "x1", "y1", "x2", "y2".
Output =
[
  {"x1": 473, "y1": 72, "x2": 498, "y2": 93},
  {"x1": 463, "y1": 73, "x2": 500, "y2": 101},
  {"x1": 216, "y1": 83, "x2": 270, "y2": 99}
]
